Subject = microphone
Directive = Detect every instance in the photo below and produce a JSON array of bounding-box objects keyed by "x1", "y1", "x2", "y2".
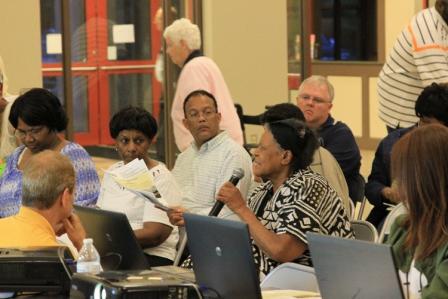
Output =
[{"x1": 208, "y1": 168, "x2": 245, "y2": 217}]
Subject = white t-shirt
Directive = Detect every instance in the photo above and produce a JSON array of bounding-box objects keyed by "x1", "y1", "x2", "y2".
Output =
[
  {"x1": 399, "y1": 259, "x2": 428, "y2": 299},
  {"x1": 98, "y1": 162, "x2": 179, "y2": 261}
]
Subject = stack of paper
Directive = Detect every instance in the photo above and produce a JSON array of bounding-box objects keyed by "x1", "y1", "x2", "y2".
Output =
[
  {"x1": 106, "y1": 158, "x2": 171, "y2": 211},
  {"x1": 107, "y1": 158, "x2": 154, "y2": 190}
]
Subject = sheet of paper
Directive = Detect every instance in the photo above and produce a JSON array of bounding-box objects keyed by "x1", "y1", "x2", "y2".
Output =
[
  {"x1": 106, "y1": 158, "x2": 170, "y2": 211},
  {"x1": 46, "y1": 33, "x2": 62, "y2": 54},
  {"x1": 107, "y1": 46, "x2": 117, "y2": 60},
  {"x1": 107, "y1": 158, "x2": 154, "y2": 190},
  {"x1": 127, "y1": 189, "x2": 171, "y2": 212},
  {"x1": 112, "y1": 24, "x2": 135, "y2": 43}
]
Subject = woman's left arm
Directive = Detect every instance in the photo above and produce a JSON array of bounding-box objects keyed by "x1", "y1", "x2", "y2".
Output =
[
  {"x1": 217, "y1": 182, "x2": 306, "y2": 262},
  {"x1": 134, "y1": 222, "x2": 173, "y2": 248}
]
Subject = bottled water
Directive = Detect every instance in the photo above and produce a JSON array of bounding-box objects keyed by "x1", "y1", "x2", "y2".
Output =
[{"x1": 76, "y1": 238, "x2": 102, "y2": 274}]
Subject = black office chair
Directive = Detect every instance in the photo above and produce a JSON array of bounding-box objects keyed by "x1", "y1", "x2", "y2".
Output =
[
  {"x1": 351, "y1": 174, "x2": 366, "y2": 203},
  {"x1": 234, "y1": 103, "x2": 264, "y2": 151}
]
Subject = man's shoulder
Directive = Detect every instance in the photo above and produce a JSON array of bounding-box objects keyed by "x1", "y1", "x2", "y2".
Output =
[
  {"x1": 321, "y1": 118, "x2": 355, "y2": 138},
  {"x1": 384, "y1": 126, "x2": 413, "y2": 142},
  {"x1": 216, "y1": 133, "x2": 251, "y2": 157}
]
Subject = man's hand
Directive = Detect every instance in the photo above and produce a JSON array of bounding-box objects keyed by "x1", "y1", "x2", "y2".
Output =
[
  {"x1": 167, "y1": 207, "x2": 186, "y2": 226},
  {"x1": 63, "y1": 213, "x2": 86, "y2": 251},
  {"x1": 381, "y1": 186, "x2": 400, "y2": 203}
]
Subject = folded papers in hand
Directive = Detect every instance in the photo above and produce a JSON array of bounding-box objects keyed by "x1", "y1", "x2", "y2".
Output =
[{"x1": 106, "y1": 158, "x2": 171, "y2": 211}]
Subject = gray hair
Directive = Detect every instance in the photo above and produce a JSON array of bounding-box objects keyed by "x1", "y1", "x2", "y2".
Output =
[
  {"x1": 22, "y1": 150, "x2": 75, "y2": 209},
  {"x1": 163, "y1": 18, "x2": 201, "y2": 50},
  {"x1": 298, "y1": 75, "x2": 335, "y2": 102}
]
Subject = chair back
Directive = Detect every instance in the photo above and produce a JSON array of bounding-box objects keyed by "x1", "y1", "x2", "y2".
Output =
[
  {"x1": 173, "y1": 227, "x2": 187, "y2": 266},
  {"x1": 350, "y1": 219, "x2": 378, "y2": 242},
  {"x1": 348, "y1": 198, "x2": 355, "y2": 220},
  {"x1": 350, "y1": 173, "x2": 366, "y2": 203},
  {"x1": 356, "y1": 196, "x2": 368, "y2": 220},
  {"x1": 260, "y1": 262, "x2": 319, "y2": 292},
  {"x1": 378, "y1": 203, "x2": 407, "y2": 243},
  {"x1": 234, "y1": 103, "x2": 263, "y2": 151}
]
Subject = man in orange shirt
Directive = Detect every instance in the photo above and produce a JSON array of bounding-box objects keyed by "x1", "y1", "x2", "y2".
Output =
[{"x1": 0, "y1": 150, "x2": 85, "y2": 251}]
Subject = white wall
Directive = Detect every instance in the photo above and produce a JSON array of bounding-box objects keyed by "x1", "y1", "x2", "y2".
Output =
[
  {"x1": 0, "y1": 0, "x2": 42, "y2": 94},
  {"x1": 202, "y1": 0, "x2": 288, "y2": 142}
]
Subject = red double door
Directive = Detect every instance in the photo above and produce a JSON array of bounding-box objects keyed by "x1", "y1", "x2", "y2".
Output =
[{"x1": 41, "y1": 0, "x2": 162, "y2": 145}]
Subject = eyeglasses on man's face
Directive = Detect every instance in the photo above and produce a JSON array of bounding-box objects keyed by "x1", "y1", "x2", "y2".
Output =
[
  {"x1": 186, "y1": 108, "x2": 217, "y2": 120},
  {"x1": 14, "y1": 126, "x2": 46, "y2": 139},
  {"x1": 297, "y1": 94, "x2": 331, "y2": 105}
]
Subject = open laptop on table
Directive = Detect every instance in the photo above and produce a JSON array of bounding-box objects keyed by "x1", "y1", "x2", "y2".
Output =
[
  {"x1": 183, "y1": 213, "x2": 262, "y2": 299},
  {"x1": 307, "y1": 232, "x2": 404, "y2": 299},
  {"x1": 74, "y1": 206, "x2": 149, "y2": 271}
]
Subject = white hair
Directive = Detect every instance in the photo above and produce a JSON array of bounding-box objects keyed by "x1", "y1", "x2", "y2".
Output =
[
  {"x1": 163, "y1": 18, "x2": 201, "y2": 50},
  {"x1": 299, "y1": 75, "x2": 335, "y2": 102}
]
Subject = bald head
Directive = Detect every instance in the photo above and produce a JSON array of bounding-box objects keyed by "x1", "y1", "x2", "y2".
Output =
[{"x1": 22, "y1": 150, "x2": 75, "y2": 209}]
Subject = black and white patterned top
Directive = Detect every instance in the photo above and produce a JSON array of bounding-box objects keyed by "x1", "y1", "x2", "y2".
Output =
[{"x1": 249, "y1": 168, "x2": 353, "y2": 275}]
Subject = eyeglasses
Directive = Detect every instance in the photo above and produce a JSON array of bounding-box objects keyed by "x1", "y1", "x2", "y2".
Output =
[
  {"x1": 14, "y1": 126, "x2": 46, "y2": 139},
  {"x1": 186, "y1": 108, "x2": 217, "y2": 120},
  {"x1": 297, "y1": 94, "x2": 331, "y2": 105}
]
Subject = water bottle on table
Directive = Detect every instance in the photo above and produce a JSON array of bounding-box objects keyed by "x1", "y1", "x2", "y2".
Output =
[{"x1": 76, "y1": 238, "x2": 102, "y2": 274}]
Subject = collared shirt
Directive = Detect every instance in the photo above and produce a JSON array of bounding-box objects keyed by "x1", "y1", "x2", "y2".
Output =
[
  {"x1": 171, "y1": 54, "x2": 244, "y2": 151},
  {"x1": 172, "y1": 131, "x2": 253, "y2": 220},
  {"x1": 378, "y1": 7, "x2": 448, "y2": 128},
  {"x1": 0, "y1": 206, "x2": 58, "y2": 247}
]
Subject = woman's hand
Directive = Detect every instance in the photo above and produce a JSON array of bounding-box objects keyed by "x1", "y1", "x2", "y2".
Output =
[
  {"x1": 167, "y1": 206, "x2": 186, "y2": 226},
  {"x1": 217, "y1": 182, "x2": 248, "y2": 215}
]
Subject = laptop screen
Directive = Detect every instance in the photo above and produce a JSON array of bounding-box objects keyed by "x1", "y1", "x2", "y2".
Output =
[
  {"x1": 184, "y1": 213, "x2": 261, "y2": 299},
  {"x1": 74, "y1": 205, "x2": 149, "y2": 271},
  {"x1": 307, "y1": 232, "x2": 404, "y2": 299}
]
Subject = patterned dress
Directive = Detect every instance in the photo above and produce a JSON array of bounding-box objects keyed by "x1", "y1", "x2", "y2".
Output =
[
  {"x1": 249, "y1": 169, "x2": 353, "y2": 275},
  {"x1": 0, "y1": 143, "x2": 100, "y2": 218},
  {"x1": 182, "y1": 168, "x2": 353, "y2": 275}
]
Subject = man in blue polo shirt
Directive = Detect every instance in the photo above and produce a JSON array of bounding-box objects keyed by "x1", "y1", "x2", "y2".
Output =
[{"x1": 296, "y1": 75, "x2": 362, "y2": 202}]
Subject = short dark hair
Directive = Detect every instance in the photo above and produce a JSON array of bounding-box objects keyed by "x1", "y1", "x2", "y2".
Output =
[
  {"x1": 109, "y1": 106, "x2": 158, "y2": 140},
  {"x1": 267, "y1": 118, "x2": 318, "y2": 172},
  {"x1": 415, "y1": 82, "x2": 448, "y2": 125},
  {"x1": 9, "y1": 88, "x2": 68, "y2": 131},
  {"x1": 262, "y1": 103, "x2": 305, "y2": 123},
  {"x1": 183, "y1": 89, "x2": 218, "y2": 117}
]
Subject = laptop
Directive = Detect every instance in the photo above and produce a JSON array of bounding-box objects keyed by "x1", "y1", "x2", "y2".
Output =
[
  {"x1": 74, "y1": 206, "x2": 149, "y2": 271},
  {"x1": 183, "y1": 213, "x2": 262, "y2": 299},
  {"x1": 307, "y1": 232, "x2": 404, "y2": 299}
]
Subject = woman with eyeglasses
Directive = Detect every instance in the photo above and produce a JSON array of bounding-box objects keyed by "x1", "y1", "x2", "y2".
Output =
[
  {"x1": 216, "y1": 118, "x2": 353, "y2": 276},
  {"x1": 0, "y1": 88, "x2": 100, "y2": 218}
]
